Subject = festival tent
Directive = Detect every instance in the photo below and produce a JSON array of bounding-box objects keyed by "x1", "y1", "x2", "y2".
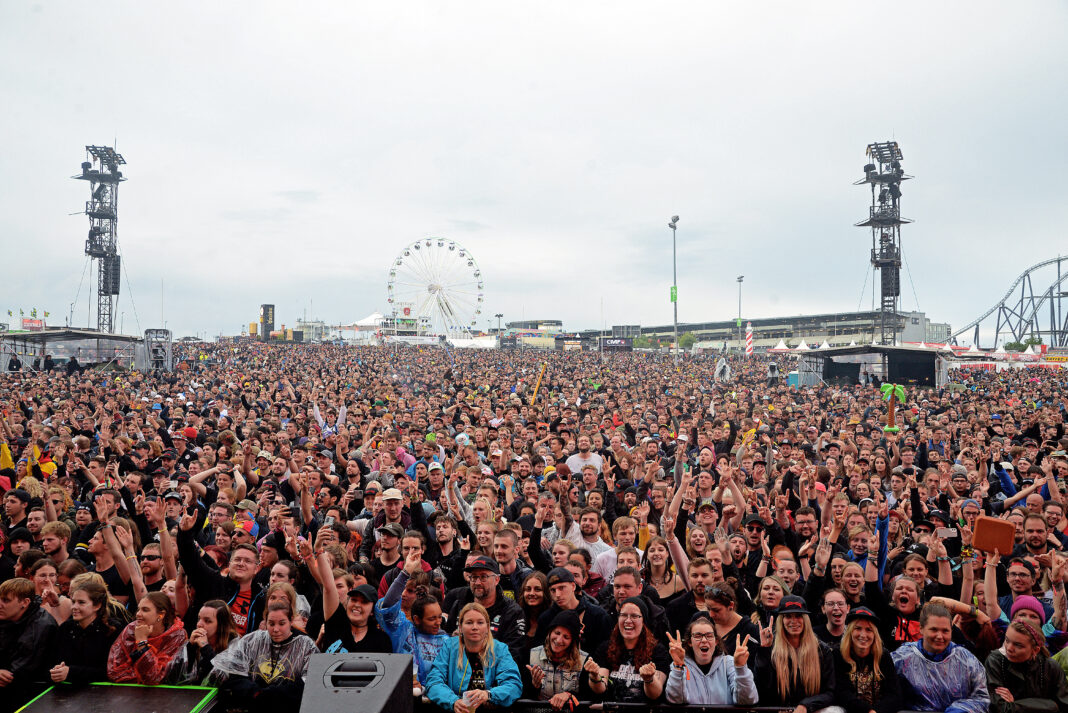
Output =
[
  {"x1": 795, "y1": 340, "x2": 811, "y2": 351},
  {"x1": 818, "y1": 340, "x2": 831, "y2": 349},
  {"x1": 768, "y1": 339, "x2": 791, "y2": 353}
]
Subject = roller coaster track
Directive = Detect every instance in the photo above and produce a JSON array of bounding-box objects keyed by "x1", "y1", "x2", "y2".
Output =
[{"x1": 951, "y1": 257, "x2": 1068, "y2": 348}]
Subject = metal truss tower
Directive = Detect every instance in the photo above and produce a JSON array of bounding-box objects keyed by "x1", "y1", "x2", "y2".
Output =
[
  {"x1": 74, "y1": 146, "x2": 126, "y2": 333},
  {"x1": 855, "y1": 141, "x2": 911, "y2": 345}
]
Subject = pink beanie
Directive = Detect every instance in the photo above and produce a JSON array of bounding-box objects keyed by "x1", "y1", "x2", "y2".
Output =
[{"x1": 1010, "y1": 595, "x2": 1046, "y2": 625}]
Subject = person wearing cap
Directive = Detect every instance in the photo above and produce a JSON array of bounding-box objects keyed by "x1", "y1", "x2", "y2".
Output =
[
  {"x1": 751, "y1": 595, "x2": 837, "y2": 712},
  {"x1": 665, "y1": 609, "x2": 757, "y2": 705},
  {"x1": 357, "y1": 487, "x2": 411, "y2": 565},
  {"x1": 424, "y1": 601, "x2": 523, "y2": 713},
  {"x1": 892, "y1": 602, "x2": 990, "y2": 713},
  {"x1": 314, "y1": 551, "x2": 392, "y2": 654},
  {"x1": 537, "y1": 567, "x2": 612, "y2": 653},
  {"x1": 833, "y1": 606, "x2": 902, "y2": 713},
  {"x1": 374, "y1": 549, "x2": 449, "y2": 686},
  {"x1": 591, "y1": 596, "x2": 670, "y2": 702},
  {"x1": 443, "y1": 554, "x2": 526, "y2": 666},
  {"x1": 523, "y1": 608, "x2": 595, "y2": 707}
]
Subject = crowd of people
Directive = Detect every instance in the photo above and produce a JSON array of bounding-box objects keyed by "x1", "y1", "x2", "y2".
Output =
[{"x1": 0, "y1": 341, "x2": 1067, "y2": 713}]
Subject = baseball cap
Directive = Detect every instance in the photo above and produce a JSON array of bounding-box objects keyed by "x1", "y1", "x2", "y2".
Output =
[
  {"x1": 237, "y1": 499, "x2": 258, "y2": 511},
  {"x1": 347, "y1": 584, "x2": 378, "y2": 603},
  {"x1": 234, "y1": 519, "x2": 260, "y2": 538},
  {"x1": 464, "y1": 554, "x2": 500, "y2": 575},
  {"x1": 161, "y1": 449, "x2": 178, "y2": 460},
  {"x1": 163, "y1": 491, "x2": 183, "y2": 502},
  {"x1": 377, "y1": 522, "x2": 404, "y2": 538},
  {"x1": 381, "y1": 488, "x2": 403, "y2": 501},
  {"x1": 547, "y1": 567, "x2": 575, "y2": 586}
]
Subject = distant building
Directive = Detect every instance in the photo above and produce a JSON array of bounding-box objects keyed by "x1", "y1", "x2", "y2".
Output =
[
  {"x1": 605, "y1": 310, "x2": 951, "y2": 351},
  {"x1": 505, "y1": 320, "x2": 563, "y2": 335},
  {"x1": 295, "y1": 319, "x2": 328, "y2": 343}
]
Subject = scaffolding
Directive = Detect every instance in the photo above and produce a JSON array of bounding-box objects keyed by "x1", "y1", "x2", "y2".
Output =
[
  {"x1": 855, "y1": 141, "x2": 911, "y2": 345},
  {"x1": 74, "y1": 146, "x2": 126, "y2": 333}
]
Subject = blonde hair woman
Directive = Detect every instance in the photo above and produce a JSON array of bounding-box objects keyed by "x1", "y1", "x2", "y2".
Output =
[
  {"x1": 425, "y1": 603, "x2": 522, "y2": 713},
  {"x1": 834, "y1": 606, "x2": 902, "y2": 713},
  {"x1": 752, "y1": 596, "x2": 839, "y2": 713}
]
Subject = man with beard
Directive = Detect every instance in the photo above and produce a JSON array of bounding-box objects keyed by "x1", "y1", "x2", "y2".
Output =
[
  {"x1": 139, "y1": 542, "x2": 166, "y2": 592},
  {"x1": 442, "y1": 555, "x2": 525, "y2": 665},
  {"x1": 576, "y1": 507, "x2": 613, "y2": 560},
  {"x1": 39, "y1": 521, "x2": 70, "y2": 567},
  {"x1": 565, "y1": 435, "x2": 603, "y2": 475}
]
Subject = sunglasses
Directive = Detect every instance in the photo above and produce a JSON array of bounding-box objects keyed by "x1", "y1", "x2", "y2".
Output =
[{"x1": 140, "y1": 554, "x2": 161, "y2": 562}]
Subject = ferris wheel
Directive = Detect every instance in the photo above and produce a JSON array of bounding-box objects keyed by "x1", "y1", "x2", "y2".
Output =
[{"x1": 387, "y1": 238, "x2": 485, "y2": 337}]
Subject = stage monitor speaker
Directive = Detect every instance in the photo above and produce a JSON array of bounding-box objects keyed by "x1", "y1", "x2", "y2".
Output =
[{"x1": 300, "y1": 653, "x2": 414, "y2": 713}]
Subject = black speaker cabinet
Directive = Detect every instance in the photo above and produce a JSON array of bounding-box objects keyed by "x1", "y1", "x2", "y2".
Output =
[{"x1": 300, "y1": 653, "x2": 414, "y2": 713}]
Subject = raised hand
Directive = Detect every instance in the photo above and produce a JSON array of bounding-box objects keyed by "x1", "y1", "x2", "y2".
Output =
[
  {"x1": 733, "y1": 634, "x2": 750, "y2": 667},
  {"x1": 666, "y1": 629, "x2": 686, "y2": 667},
  {"x1": 759, "y1": 623, "x2": 773, "y2": 648}
]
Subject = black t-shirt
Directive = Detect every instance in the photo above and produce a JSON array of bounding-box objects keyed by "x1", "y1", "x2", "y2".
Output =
[
  {"x1": 592, "y1": 640, "x2": 671, "y2": 703},
  {"x1": 321, "y1": 605, "x2": 393, "y2": 654},
  {"x1": 92, "y1": 563, "x2": 133, "y2": 601},
  {"x1": 465, "y1": 649, "x2": 486, "y2": 690}
]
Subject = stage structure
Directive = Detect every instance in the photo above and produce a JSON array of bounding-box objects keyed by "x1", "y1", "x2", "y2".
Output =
[
  {"x1": 855, "y1": 141, "x2": 911, "y2": 346},
  {"x1": 140, "y1": 329, "x2": 174, "y2": 372},
  {"x1": 797, "y1": 344, "x2": 952, "y2": 389},
  {"x1": 74, "y1": 146, "x2": 126, "y2": 333}
]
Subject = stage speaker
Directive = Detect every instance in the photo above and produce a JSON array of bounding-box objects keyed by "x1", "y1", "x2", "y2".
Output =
[{"x1": 300, "y1": 653, "x2": 414, "y2": 713}]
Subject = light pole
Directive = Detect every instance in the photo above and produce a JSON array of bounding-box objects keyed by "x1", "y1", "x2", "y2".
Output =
[
  {"x1": 736, "y1": 276, "x2": 744, "y2": 352},
  {"x1": 668, "y1": 216, "x2": 679, "y2": 364},
  {"x1": 494, "y1": 313, "x2": 503, "y2": 334}
]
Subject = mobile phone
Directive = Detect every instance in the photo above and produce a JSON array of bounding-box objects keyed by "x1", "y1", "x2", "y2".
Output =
[
  {"x1": 935, "y1": 527, "x2": 958, "y2": 539},
  {"x1": 324, "y1": 516, "x2": 336, "y2": 526}
]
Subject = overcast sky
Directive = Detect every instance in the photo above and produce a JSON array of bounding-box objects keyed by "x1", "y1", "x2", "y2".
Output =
[{"x1": 2, "y1": 2, "x2": 1066, "y2": 343}]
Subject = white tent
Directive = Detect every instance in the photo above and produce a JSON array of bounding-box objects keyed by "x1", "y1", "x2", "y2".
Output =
[
  {"x1": 769, "y1": 339, "x2": 791, "y2": 352},
  {"x1": 818, "y1": 340, "x2": 831, "y2": 349},
  {"x1": 795, "y1": 340, "x2": 811, "y2": 351},
  {"x1": 848, "y1": 339, "x2": 857, "y2": 347},
  {"x1": 993, "y1": 345, "x2": 1008, "y2": 358},
  {"x1": 1024, "y1": 344, "x2": 1037, "y2": 355},
  {"x1": 354, "y1": 312, "x2": 383, "y2": 327},
  {"x1": 919, "y1": 341, "x2": 927, "y2": 349},
  {"x1": 966, "y1": 343, "x2": 981, "y2": 354},
  {"x1": 943, "y1": 342, "x2": 955, "y2": 351}
]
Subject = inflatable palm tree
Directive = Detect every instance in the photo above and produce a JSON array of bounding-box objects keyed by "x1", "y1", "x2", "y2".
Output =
[{"x1": 881, "y1": 383, "x2": 906, "y2": 433}]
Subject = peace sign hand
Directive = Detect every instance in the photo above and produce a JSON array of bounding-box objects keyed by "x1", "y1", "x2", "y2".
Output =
[
  {"x1": 666, "y1": 629, "x2": 686, "y2": 667},
  {"x1": 759, "y1": 623, "x2": 773, "y2": 648},
  {"x1": 733, "y1": 634, "x2": 750, "y2": 667}
]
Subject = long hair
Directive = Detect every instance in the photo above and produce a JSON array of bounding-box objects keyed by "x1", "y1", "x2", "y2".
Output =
[
  {"x1": 770, "y1": 613, "x2": 822, "y2": 700},
  {"x1": 641, "y1": 536, "x2": 674, "y2": 582},
  {"x1": 201, "y1": 598, "x2": 237, "y2": 650},
  {"x1": 604, "y1": 617, "x2": 658, "y2": 670},
  {"x1": 521, "y1": 571, "x2": 550, "y2": 631},
  {"x1": 71, "y1": 571, "x2": 129, "y2": 624},
  {"x1": 143, "y1": 591, "x2": 177, "y2": 630},
  {"x1": 68, "y1": 574, "x2": 114, "y2": 635},
  {"x1": 839, "y1": 619, "x2": 885, "y2": 682},
  {"x1": 751, "y1": 575, "x2": 788, "y2": 626},
  {"x1": 456, "y1": 602, "x2": 497, "y2": 671},
  {"x1": 543, "y1": 622, "x2": 582, "y2": 669}
]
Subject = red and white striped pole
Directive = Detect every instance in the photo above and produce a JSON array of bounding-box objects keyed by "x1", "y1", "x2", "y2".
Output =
[{"x1": 745, "y1": 322, "x2": 753, "y2": 357}]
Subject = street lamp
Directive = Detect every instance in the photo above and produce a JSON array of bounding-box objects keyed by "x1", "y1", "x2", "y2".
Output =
[
  {"x1": 668, "y1": 216, "x2": 680, "y2": 364},
  {"x1": 494, "y1": 313, "x2": 503, "y2": 334},
  {"x1": 736, "y1": 276, "x2": 744, "y2": 352}
]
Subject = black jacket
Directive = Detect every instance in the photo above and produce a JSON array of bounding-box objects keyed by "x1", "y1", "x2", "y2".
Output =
[
  {"x1": 0, "y1": 600, "x2": 59, "y2": 711},
  {"x1": 833, "y1": 647, "x2": 902, "y2": 713},
  {"x1": 443, "y1": 585, "x2": 526, "y2": 665},
  {"x1": 52, "y1": 617, "x2": 121, "y2": 685},
  {"x1": 751, "y1": 639, "x2": 836, "y2": 710},
  {"x1": 177, "y1": 527, "x2": 266, "y2": 634}
]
